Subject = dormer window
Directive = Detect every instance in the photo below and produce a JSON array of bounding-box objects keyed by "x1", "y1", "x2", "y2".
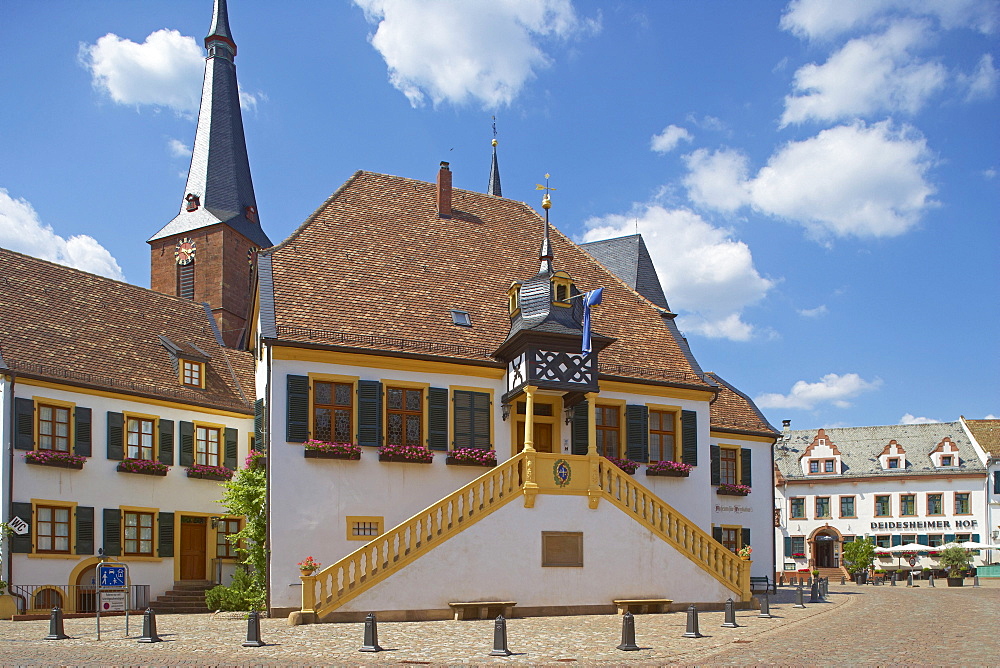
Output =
[
  {"x1": 450, "y1": 310, "x2": 471, "y2": 327},
  {"x1": 824, "y1": 459, "x2": 835, "y2": 473},
  {"x1": 181, "y1": 359, "x2": 205, "y2": 389},
  {"x1": 809, "y1": 460, "x2": 819, "y2": 473},
  {"x1": 888, "y1": 458, "x2": 899, "y2": 469},
  {"x1": 551, "y1": 271, "x2": 573, "y2": 307},
  {"x1": 556, "y1": 283, "x2": 567, "y2": 302},
  {"x1": 941, "y1": 455, "x2": 953, "y2": 466},
  {"x1": 507, "y1": 284, "x2": 521, "y2": 316}
]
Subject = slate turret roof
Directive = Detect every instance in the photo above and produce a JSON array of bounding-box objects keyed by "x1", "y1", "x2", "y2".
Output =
[
  {"x1": 775, "y1": 422, "x2": 986, "y2": 481},
  {"x1": 260, "y1": 170, "x2": 710, "y2": 389},
  {"x1": 148, "y1": 0, "x2": 271, "y2": 249},
  {"x1": 579, "y1": 234, "x2": 670, "y2": 310},
  {"x1": 0, "y1": 247, "x2": 254, "y2": 413}
]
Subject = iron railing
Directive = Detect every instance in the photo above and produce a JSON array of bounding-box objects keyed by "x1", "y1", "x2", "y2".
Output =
[{"x1": 8, "y1": 584, "x2": 150, "y2": 614}]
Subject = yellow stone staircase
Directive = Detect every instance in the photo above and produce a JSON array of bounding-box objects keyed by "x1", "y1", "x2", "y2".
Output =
[{"x1": 300, "y1": 452, "x2": 750, "y2": 621}]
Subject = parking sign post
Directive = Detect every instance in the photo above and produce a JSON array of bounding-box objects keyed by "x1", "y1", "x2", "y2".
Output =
[{"x1": 96, "y1": 562, "x2": 129, "y2": 640}]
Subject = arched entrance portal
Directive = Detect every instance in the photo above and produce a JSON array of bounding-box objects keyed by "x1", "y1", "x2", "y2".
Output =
[{"x1": 809, "y1": 525, "x2": 843, "y2": 569}]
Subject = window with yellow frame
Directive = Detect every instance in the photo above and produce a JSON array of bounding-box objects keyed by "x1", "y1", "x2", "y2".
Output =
[
  {"x1": 346, "y1": 516, "x2": 384, "y2": 541},
  {"x1": 180, "y1": 358, "x2": 205, "y2": 388}
]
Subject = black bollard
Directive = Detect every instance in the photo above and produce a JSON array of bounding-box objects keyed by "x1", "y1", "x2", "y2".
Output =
[
  {"x1": 137, "y1": 607, "x2": 162, "y2": 643},
  {"x1": 489, "y1": 615, "x2": 514, "y2": 656},
  {"x1": 928, "y1": 574, "x2": 934, "y2": 587},
  {"x1": 793, "y1": 584, "x2": 806, "y2": 608},
  {"x1": 359, "y1": 612, "x2": 383, "y2": 652},
  {"x1": 44, "y1": 607, "x2": 69, "y2": 641},
  {"x1": 682, "y1": 605, "x2": 703, "y2": 638},
  {"x1": 720, "y1": 598, "x2": 739, "y2": 628},
  {"x1": 907, "y1": 571, "x2": 913, "y2": 587},
  {"x1": 809, "y1": 580, "x2": 819, "y2": 602},
  {"x1": 974, "y1": 575, "x2": 980, "y2": 587},
  {"x1": 841, "y1": 575, "x2": 846, "y2": 585},
  {"x1": 616, "y1": 611, "x2": 640, "y2": 651},
  {"x1": 242, "y1": 610, "x2": 266, "y2": 647},
  {"x1": 778, "y1": 573, "x2": 784, "y2": 587},
  {"x1": 758, "y1": 593, "x2": 772, "y2": 619},
  {"x1": 890, "y1": 572, "x2": 897, "y2": 586}
]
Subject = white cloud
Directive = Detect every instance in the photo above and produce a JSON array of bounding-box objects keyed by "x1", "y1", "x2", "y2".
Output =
[
  {"x1": 900, "y1": 413, "x2": 941, "y2": 424},
  {"x1": 959, "y1": 53, "x2": 998, "y2": 100},
  {"x1": 798, "y1": 305, "x2": 828, "y2": 317},
  {"x1": 755, "y1": 373, "x2": 882, "y2": 410},
  {"x1": 650, "y1": 125, "x2": 693, "y2": 153},
  {"x1": 80, "y1": 29, "x2": 204, "y2": 114},
  {"x1": 353, "y1": 0, "x2": 599, "y2": 107},
  {"x1": 984, "y1": 168, "x2": 998, "y2": 180},
  {"x1": 781, "y1": 21, "x2": 947, "y2": 126},
  {"x1": 780, "y1": 0, "x2": 997, "y2": 41},
  {"x1": 685, "y1": 121, "x2": 937, "y2": 239},
  {"x1": 583, "y1": 205, "x2": 775, "y2": 341},
  {"x1": 682, "y1": 148, "x2": 750, "y2": 213},
  {"x1": 0, "y1": 189, "x2": 125, "y2": 280},
  {"x1": 239, "y1": 87, "x2": 267, "y2": 113},
  {"x1": 167, "y1": 138, "x2": 191, "y2": 158}
]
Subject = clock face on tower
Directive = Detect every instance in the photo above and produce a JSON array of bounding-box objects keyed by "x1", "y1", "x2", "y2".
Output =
[{"x1": 174, "y1": 238, "x2": 196, "y2": 265}]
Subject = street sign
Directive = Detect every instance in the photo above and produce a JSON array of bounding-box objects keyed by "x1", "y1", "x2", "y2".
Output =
[
  {"x1": 98, "y1": 565, "x2": 126, "y2": 588},
  {"x1": 907, "y1": 556, "x2": 917, "y2": 567},
  {"x1": 8, "y1": 516, "x2": 28, "y2": 536},
  {"x1": 100, "y1": 590, "x2": 126, "y2": 612}
]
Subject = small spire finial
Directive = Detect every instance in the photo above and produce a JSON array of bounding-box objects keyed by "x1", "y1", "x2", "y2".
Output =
[
  {"x1": 492, "y1": 116, "x2": 498, "y2": 147},
  {"x1": 488, "y1": 117, "x2": 502, "y2": 197},
  {"x1": 535, "y1": 174, "x2": 556, "y2": 273}
]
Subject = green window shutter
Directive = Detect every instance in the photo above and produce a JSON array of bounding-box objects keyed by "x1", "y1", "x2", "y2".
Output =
[
  {"x1": 571, "y1": 401, "x2": 589, "y2": 455},
  {"x1": 106, "y1": 412, "x2": 124, "y2": 460},
  {"x1": 917, "y1": 534, "x2": 929, "y2": 545},
  {"x1": 994, "y1": 471, "x2": 1000, "y2": 494},
  {"x1": 14, "y1": 397, "x2": 34, "y2": 450},
  {"x1": 357, "y1": 380, "x2": 383, "y2": 447},
  {"x1": 710, "y1": 445, "x2": 721, "y2": 485},
  {"x1": 681, "y1": 410, "x2": 698, "y2": 465},
  {"x1": 224, "y1": 427, "x2": 239, "y2": 469},
  {"x1": 472, "y1": 392, "x2": 491, "y2": 449},
  {"x1": 891, "y1": 534, "x2": 902, "y2": 547},
  {"x1": 741, "y1": 447, "x2": 752, "y2": 487},
  {"x1": 712, "y1": 526, "x2": 723, "y2": 543},
  {"x1": 453, "y1": 390, "x2": 492, "y2": 450},
  {"x1": 427, "y1": 387, "x2": 449, "y2": 451},
  {"x1": 741, "y1": 528, "x2": 751, "y2": 550},
  {"x1": 179, "y1": 421, "x2": 194, "y2": 467},
  {"x1": 74, "y1": 407, "x2": 92, "y2": 457},
  {"x1": 944, "y1": 533, "x2": 956, "y2": 544},
  {"x1": 158, "y1": 419, "x2": 174, "y2": 465},
  {"x1": 10, "y1": 502, "x2": 32, "y2": 553},
  {"x1": 286, "y1": 374, "x2": 310, "y2": 443},
  {"x1": 254, "y1": 398, "x2": 265, "y2": 452},
  {"x1": 625, "y1": 404, "x2": 648, "y2": 462},
  {"x1": 158, "y1": 512, "x2": 175, "y2": 558},
  {"x1": 76, "y1": 506, "x2": 94, "y2": 555},
  {"x1": 103, "y1": 508, "x2": 121, "y2": 557},
  {"x1": 784, "y1": 536, "x2": 792, "y2": 555},
  {"x1": 972, "y1": 533, "x2": 980, "y2": 543}
]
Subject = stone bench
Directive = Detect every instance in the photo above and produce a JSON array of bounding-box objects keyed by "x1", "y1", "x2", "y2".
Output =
[
  {"x1": 448, "y1": 601, "x2": 516, "y2": 620},
  {"x1": 613, "y1": 598, "x2": 673, "y2": 615}
]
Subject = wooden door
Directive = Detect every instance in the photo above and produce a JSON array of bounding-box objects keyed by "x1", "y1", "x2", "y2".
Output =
[
  {"x1": 179, "y1": 517, "x2": 207, "y2": 580},
  {"x1": 516, "y1": 422, "x2": 554, "y2": 453}
]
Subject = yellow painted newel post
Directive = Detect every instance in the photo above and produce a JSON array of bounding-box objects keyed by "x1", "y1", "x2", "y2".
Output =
[
  {"x1": 739, "y1": 559, "x2": 752, "y2": 602},
  {"x1": 522, "y1": 385, "x2": 539, "y2": 508},
  {"x1": 585, "y1": 392, "x2": 601, "y2": 509},
  {"x1": 300, "y1": 573, "x2": 317, "y2": 614}
]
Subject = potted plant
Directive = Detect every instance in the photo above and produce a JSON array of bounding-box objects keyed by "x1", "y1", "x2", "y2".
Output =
[
  {"x1": 842, "y1": 536, "x2": 876, "y2": 583},
  {"x1": 645, "y1": 460, "x2": 692, "y2": 477},
  {"x1": 446, "y1": 448, "x2": 497, "y2": 467},
  {"x1": 186, "y1": 463, "x2": 235, "y2": 481},
  {"x1": 297, "y1": 556, "x2": 321, "y2": 575},
  {"x1": 938, "y1": 545, "x2": 972, "y2": 586},
  {"x1": 23, "y1": 450, "x2": 86, "y2": 470},
  {"x1": 303, "y1": 440, "x2": 362, "y2": 460},
  {"x1": 716, "y1": 482, "x2": 751, "y2": 496},
  {"x1": 738, "y1": 545, "x2": 752, "y2": 561},
  {"x1": 605, "y1": 456, "x2": 639, "y2": 474},
  {"x1": 378, "y1": 443, "x2": 433, "y2": 463},
  {"x1": 116, "y1": 458, "x2": 170, "y2": 476}
]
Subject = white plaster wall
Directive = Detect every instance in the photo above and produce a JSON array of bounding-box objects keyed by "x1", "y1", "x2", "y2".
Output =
[
  {"x1": 340, "y1": 493, "x2": 733, "y2": 613},
  {"x1": 710, "y1": 435, "x2": 774, "y2": 579},
  {"x1": 775, "y1": 476, "x2": 990, "y2": 569},
  {"x1": 8, "y1": 383, "x2": 253, "y2": 597}
]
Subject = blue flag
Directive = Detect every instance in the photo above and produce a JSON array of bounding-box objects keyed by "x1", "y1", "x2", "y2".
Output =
[{"x1": 582, "y1": 287, "x2": 603, "y2": 354}]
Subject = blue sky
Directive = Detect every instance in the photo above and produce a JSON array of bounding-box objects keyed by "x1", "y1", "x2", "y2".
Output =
[{"x1": 2, "y1": 0, "x2": 997, "y2": 430}]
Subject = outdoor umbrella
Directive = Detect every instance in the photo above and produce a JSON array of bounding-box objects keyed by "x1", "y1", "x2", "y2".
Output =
[{"x1": 885, "y1": 542, "x2": 927, "y2": 570}]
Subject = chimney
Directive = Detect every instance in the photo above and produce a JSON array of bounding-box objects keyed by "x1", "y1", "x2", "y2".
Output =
[
  {"x1": 782, "y1": 419, "x2": 791, "y2": 433},
  {"x1": 437, "y1": 161, "x2": 452, "y2": 218}
]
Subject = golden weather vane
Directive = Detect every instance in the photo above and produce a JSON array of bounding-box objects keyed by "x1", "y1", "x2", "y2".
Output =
[{"x1": 535, "y1": 173, "x2": 556, "y2": 209}]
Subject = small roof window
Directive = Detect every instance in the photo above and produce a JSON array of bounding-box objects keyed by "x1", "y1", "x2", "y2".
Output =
[{"x1": 450, "y1": 310, "x2": 472, "y2": 327}]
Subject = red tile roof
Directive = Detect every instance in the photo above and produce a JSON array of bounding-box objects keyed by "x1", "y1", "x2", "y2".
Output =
[
  {"x1": 0, "y1": 247, "x2": 253, "y2": 413},
  {"x1": 706, "y1": 372, "x2": 779, "y2": 438},
  {"x1": 265, "y1": 171, "x2": 710, "y2": 389},
  {"x1": 965, "y1": 418, "x2": 1000, "y2": 457}
]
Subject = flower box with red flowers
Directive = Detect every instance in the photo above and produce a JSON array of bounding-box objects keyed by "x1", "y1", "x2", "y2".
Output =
[
  {"x1": 606, "y1": 457, "x2": 639, "y2": 474},
  {"x1": 446, "y1": 448, "x2": 497, "y2": 467},
  {"x1": 378, "y1": 443, "x2": 433, "y2": 464},
  {"x1": 116, "y1": 458, "x2": 169, "y2": 476},
  {"x1": 186, "y1": 464, "x2": 234, "y2": 481},
  {"x1": 716, "y1": 483, "x2": 752, "y2": 496},
  {"x1": 646, "y1": 460, "x2": 693, "y2": 477},
  {"x1": 245, "y1": 450, "x2": 266, "y2": 470},
  {"x1": 791, "y1": 553, "x2": 806, "y2": 558},
  {"x1": 23, "y1": 450, "x2": 86, "y2": 470},
  {"x1": 303, "y1": 440, "x2": 362, "y2": 460}
]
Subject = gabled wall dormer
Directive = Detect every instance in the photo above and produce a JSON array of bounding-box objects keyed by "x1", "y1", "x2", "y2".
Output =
[
  {"x1": 930, "y1": 436, "x2": 961, "y2": 468},
  {"x1": 507, "y1": 282, "x2": 522, "y2": 317},
  {"x1": 550, "y1": 270, "x2": 575, "y2": 307},
  {"x1": 878, "y1": 439, "x2": 907, "y2": 470},
  {"x1": 160, "y1": 335, "x2": 210, "y2": 390},
  {"x1": 799, "y1": 428, "x2": 842, "y2": 475}
]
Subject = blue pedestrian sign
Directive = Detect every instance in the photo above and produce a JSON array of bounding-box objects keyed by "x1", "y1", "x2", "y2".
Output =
[{"x1": 98, "y1": 564, "x2": 127, "y2": 588}]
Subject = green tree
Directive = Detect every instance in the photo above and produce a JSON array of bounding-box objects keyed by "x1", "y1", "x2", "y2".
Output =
[
  {"x1": 842, "y1": 537, "x2": 876, "y2": 575},
  {"x1": 938, "y1": 545, "x2": 972, "y2": 576},
  {"x1": 215, "y1": 452, "x2": 266, "y2": 610}
]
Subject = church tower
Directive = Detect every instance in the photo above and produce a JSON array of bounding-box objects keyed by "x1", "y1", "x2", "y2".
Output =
[{"x1": 148, "y1": 0, "x2": 271, "y2": 347}]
